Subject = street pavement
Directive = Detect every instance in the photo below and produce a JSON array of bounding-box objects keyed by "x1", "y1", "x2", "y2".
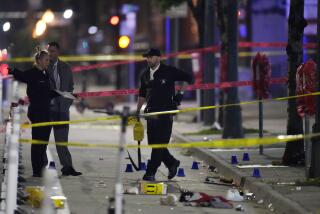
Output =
[
  {"x1": 173, "y1": 100, "x2": 320, "y2": 214},
  {"x1": 1, "y1": 99, "x2": 319, "y2": 214},
  {"x1": 1, "y1": 103, "x2": 274, "y2": 214}
]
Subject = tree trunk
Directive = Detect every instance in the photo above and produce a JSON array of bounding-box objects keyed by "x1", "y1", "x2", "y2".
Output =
[
  {"x1": 310, "y1": 0, "x2": 320, "y2": 178},
  {"x1": 222, "y1": 0, "x2": 244, "y2": 138},
  {"x1": 216, "y1": 0, "x2": 228, "y2": 127},
  {"x1": 202, "y1": 0, "x2": 216, "y2": 125},
  {"x1": 188, "y1": 0, "x2": 216, "y2": 125},
  {"x1": 283, "y1": 0, "x2": 307, "y2": 165}
]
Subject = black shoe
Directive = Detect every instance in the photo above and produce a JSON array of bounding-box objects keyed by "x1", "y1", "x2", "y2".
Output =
[
  {"x1": 62, "y1": 167, "x2": 82, "y2": 176},
  {"x1": 32, "y1": 173, "x2": 42, "y2": 178},
  {"x1": 18, "y1": 175, "x2": 27, "y2": 182},
  {"x1": 142, "y1": 174, "x2": 155, "y2": 181},
  {"x1": 168, "y1": 160, "x2": 180, "y2": 180}
]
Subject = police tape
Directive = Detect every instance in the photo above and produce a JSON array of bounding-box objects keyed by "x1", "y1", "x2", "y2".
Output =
[
  {"x1": 18, "y1": 132, "x2": 320, "y2": 149},
  {"x1": 71, "y1": 49, "x2": 316, "y2": 72},
  {"x1": 7, "y1": 42, "x2": 316, "y2": 66},
  {"x1": 75, "y1": 77, "x2": 287, "y2": 98},
  {"x1": 20, "y1": 91, "x2": 320, "y2": 129},
  {"x1": 21, "y1": 116, "x2": 121, "y2": 128}
]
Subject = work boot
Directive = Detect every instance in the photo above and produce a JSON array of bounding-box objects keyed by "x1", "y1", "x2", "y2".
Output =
[
  {"x1": 62, "y1": 167, "x2": 82, "y2": 176},
  {"x1": 168, "y1": 160, "x2": 180, "y2": 179},
  {"x1": 142, "y1": 173, "x2": 155, "y2": 181}
]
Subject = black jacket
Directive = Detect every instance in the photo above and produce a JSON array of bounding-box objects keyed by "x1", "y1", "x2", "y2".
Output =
[
  {"x1": 139, "y1": 63, "x2": 194, "y2": 112},
  {"x1": 11, "y1": 67, "x2": 56, "y2": 122}
]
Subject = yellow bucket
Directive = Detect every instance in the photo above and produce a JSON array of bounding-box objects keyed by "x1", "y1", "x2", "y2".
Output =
[{"x1": 133, "y1": 121, "x2": 144, "y2": 141}]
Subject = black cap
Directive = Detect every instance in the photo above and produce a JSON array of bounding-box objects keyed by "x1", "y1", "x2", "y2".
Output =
[{"x1": 142, "y1": 48, "x2": 161, "y2": 57}]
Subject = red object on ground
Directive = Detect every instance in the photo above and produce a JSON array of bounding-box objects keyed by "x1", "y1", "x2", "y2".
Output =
[
  {"x1": 296, "y1": 59, "x2": 317, "y2": 117},
  {"x1": 252, "y1": 52, "x2": 272, "y2": 99}
]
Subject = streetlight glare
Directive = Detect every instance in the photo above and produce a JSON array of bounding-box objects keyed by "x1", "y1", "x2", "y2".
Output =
[
  {"x1": 110, "y1": 15, "x2": 120, "y2": 26},
  {"x1": 0, "y1": 49, "x2": 8, "y2": 62},
  {"x1": 33, "y1": 20, "x2": 47, "y2": 38},
  {"x1": 63, "y1": 9, "x2": 73, "y2": 19},
  {"x1": 2, "y1": 22, "x2": 10, "y2": 32},
  {"x1": 118, "y1": 36, "x2": 130, "y2": 49},
  {"x1": 88, "y1": 26, "x2": 98, "y2": 35},
  {"x1": 42, "y1": 9, "x2": 55, "y2": 23}
]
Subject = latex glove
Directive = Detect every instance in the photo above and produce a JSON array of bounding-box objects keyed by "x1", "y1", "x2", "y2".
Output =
[{"x1": 173, "y1": 91, "x2": 184, "y2": 106}]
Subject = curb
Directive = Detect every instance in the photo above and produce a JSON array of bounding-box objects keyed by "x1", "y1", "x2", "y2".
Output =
[{"x1": 173, "y1": 131, "x2": 310, "y2": 214}]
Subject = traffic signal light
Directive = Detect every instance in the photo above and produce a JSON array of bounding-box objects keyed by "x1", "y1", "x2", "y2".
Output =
[
  {"x1": 109, "y1": 15, "x2": 120, "y2": 26},
  {"x1": 118, "y1": 35, "x2": 130, "y2": 49}
]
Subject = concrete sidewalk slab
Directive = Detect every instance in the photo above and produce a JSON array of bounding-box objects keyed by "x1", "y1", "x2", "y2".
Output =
[{"x1": 173, "y1": 125, "x2": 320, "y2": 214}]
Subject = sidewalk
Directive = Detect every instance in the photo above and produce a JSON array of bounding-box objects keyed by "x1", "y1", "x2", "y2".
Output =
[
  {"x1": 8, "y1": 106, "x2": 275, "y2": 214},
  {"x1": 2, "y1": 100, "x2": 319, "y2": 213},
  {"x1": 173, "y1": 121, "x2": 320, "y2": 214}
]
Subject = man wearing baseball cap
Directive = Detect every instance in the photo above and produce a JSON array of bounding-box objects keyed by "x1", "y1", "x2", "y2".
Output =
[{"x1": 136, "y1": 48, "x2": 194, "y2": 181}]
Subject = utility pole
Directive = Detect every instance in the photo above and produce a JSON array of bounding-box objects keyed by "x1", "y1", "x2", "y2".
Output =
[
  {"x1": 202, "y1": 0, "x2": 216, "y2": 126},
  {"x1": 222, "y1": 0, "x2": 244, "y2": 138},
  {"x1": 310, "y1": 0, "x2": 320, "y2": 178}
]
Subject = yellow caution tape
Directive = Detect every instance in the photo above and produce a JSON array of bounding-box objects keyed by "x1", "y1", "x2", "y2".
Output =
[
  {"x1": 8, "y1": 50, "x2": 316, "y2": 63},
  {"x1": 18, "y1": 132, "x2": 320, "y2": 149},
  {"x1": 20, "y1": 91, "x2": 320, "y2": 129},
  {"x1": 19, "y1": 139, "x2": 119, "y2": 148},
  {"x1": 8, "y1": 55, "x2": 143, "y2": 63},
  {"x1": 21, "y1": 116, "x2": 121, "y2": 129}
]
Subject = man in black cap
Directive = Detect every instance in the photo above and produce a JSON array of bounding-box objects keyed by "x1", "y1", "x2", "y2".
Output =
[{"x1": 136, "y1": 48, "x2": 194, "y2": 181}]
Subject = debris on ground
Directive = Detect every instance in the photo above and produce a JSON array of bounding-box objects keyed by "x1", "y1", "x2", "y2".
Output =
[
  {"x1": 235, "y1": 204, "x2": 245, "y2": 211},
  {"x1": 257, "y1": 199, "x2": 264, "y2": 204},
  {"x1": 226, "y1": 188, "x2": 244, "y2": 202},
  {"x1": 204, "y1": 176, "x2": 234, "y2": 187},
  {"x1": 179, "y1": 191, "x2": 233, "y2": 208},
  {"x1": 160, "y1": 194, "x2": 178, "y2": 206},
  {"x1": 124, "y1": 186, "x2": 139, "y2": 195},
  {"x1": 220, "y1": 176, "x2": 234, "y2": 184}
]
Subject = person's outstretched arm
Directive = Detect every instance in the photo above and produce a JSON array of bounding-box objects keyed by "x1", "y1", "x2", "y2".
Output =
[
  {"x1": 172, "y1": 66, "x2": 194, "y2": 85},
  {"x1": 9, "y1": 67, "x2": 31, "y2": 84}
]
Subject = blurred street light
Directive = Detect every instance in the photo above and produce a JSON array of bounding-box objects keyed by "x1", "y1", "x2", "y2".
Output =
[
  {"x1": 0, "y1": 49, "x2": 8, "y2": 62},
  {"x1": 32, "y1": 20, "x2": 47, "y2": 38},
  {"x1": 42, "y1": 9, "x2": 55, "y2": 24},
  {"x1": 0, "y1": 63, "x2": 9, "y2": 76},
  {"x1": 63, "y1": 9, "x2": 73, "y2": 19},
  {"x1": 88, "y1": 26, "x2": 98, "y2": 34},
  {"x1": 118, "y1": 35, "x2": 130, "y2": 49},
  {"x1": 2, "y1": 22, "x2": 10, "y2": 32},
  {"x1": 109, "y1": 15, "x2": 120, "y2": 26}
]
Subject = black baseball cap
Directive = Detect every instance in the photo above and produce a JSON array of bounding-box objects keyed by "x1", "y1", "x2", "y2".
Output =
[{"x1": 142, "y1": 48, "x2": 161, "y2": 57}]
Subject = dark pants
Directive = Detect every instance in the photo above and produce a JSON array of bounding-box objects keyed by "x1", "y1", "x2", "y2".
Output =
[
  {"x1": 146, "y1": 115, "x2": 177, "y2": 175},
  {"x1": 48, "y1": 111, "x2": 73, "y2": 170},
  {"x1": 29, "y1": 113, "x2": 50, "y2": 175}
]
